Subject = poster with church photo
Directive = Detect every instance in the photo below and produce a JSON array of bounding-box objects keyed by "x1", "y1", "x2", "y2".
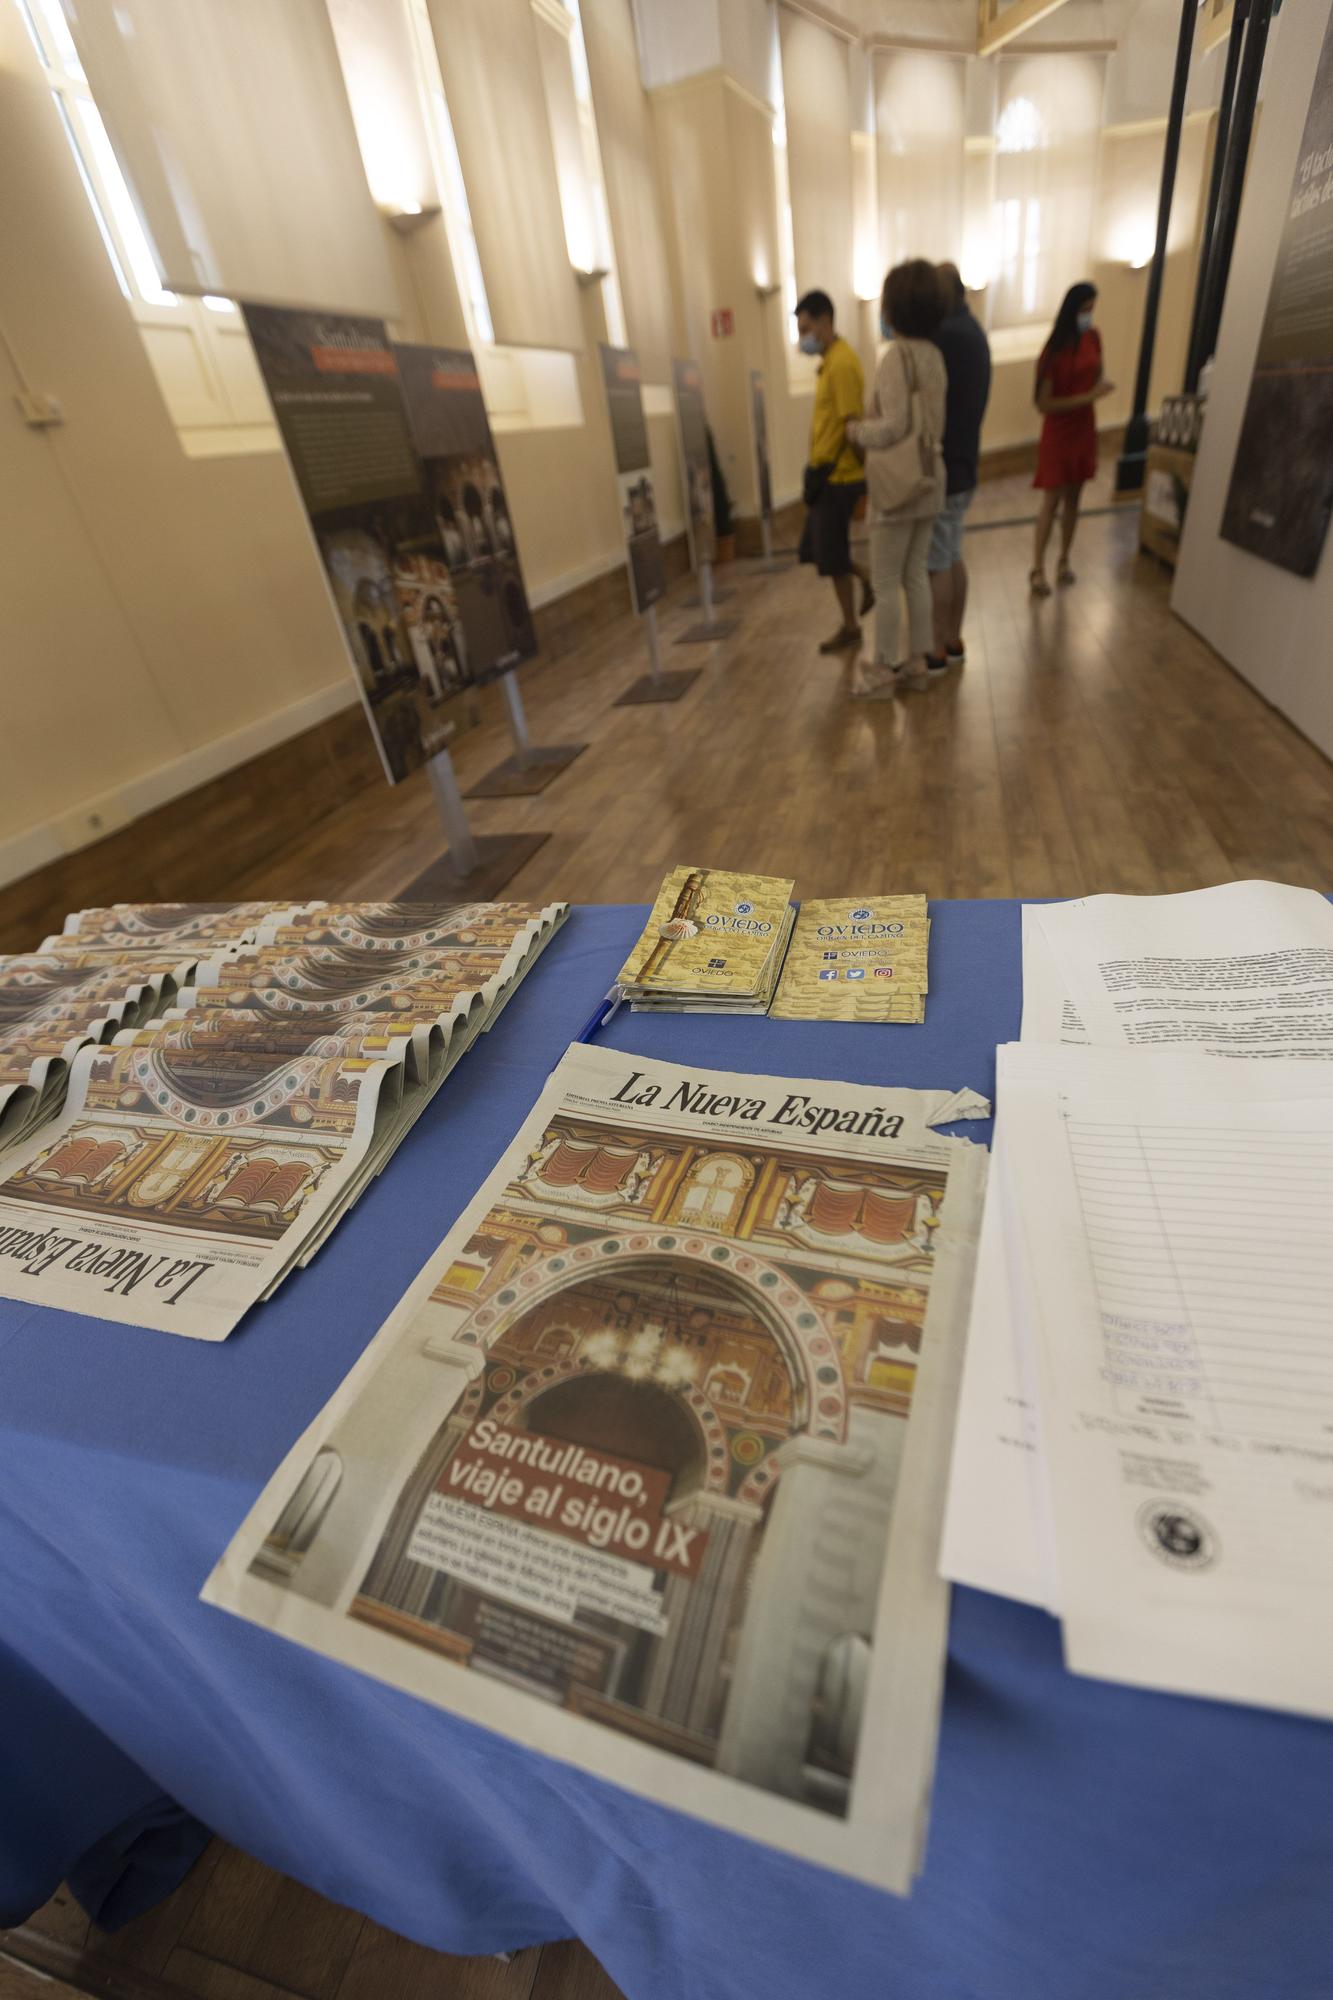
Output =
[
  {"x1": 599, "y1": 344, "x2": 666, "y2": 612},
  {"x1": 243, "y1": 305, "x2": 475, "y2": 785},
  {"x1": 204, "y1": 1044, "x2": 985, "y2": 1893},
  {"x1": 393, "y1": 344, "x2": 537, "y2": 682},
  {"x1": 1221, "y1": 5, "x2": 1333, "y2": 577}
]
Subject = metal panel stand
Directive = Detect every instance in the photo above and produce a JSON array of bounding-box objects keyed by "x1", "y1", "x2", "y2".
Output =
[
  {"x1": 402, "y1": 747, "x2": 549, "y2": 899},
  {"x1": 614, "y1": 605, "x2": 701, "y2": 704},
  {"x1": 464, "y1": 672, "x2": 587, "y2": 799},
  {"x1": 675, "y1": 559, "x2": 738, "y2": 644},
  {"x1": 751, "y1": 517, "x2": 796, "y2": 572}
]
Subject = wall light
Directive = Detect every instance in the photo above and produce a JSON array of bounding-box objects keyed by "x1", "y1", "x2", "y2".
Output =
[{"x1": 385, "y1": 202, "x2": 441, "y2": 235}]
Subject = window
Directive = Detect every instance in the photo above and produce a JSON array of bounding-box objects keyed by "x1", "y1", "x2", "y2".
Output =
[
  {"x1": 404, "y1": 0, "x2": 584, "y2": 432},
  {"x1": 673, "y1": 1155, "x2": 753, "y2": 1232},
  {"x1": 17, "y1": 0, "x2": 274, "y2": 454}
]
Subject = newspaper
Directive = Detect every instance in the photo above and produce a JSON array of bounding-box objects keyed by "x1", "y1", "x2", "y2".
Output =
[
  {"x1": 0, "y1": 901, "x2": 567, "y2": 1339},
  {"x1": 0, "y1": 905, "x2": 318, "y2": 1156},
  {"x1": 205, "y1": 1045, "x2": 987, "y2": 1891}
]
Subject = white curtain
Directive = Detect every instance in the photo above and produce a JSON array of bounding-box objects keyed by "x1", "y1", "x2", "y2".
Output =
[
  {"x1": 873, "y1": 50, "x2": 966, "y2": 277},
  {"x1": 777, "y1": 6, "x2": 855, "y2": 337},
  {"x1": 580, "y1": 0, "x2": 676, "y2": 384},
  {"x1": 991, "y1": 53, "x2": 1104, "y2": 330},
  {"x1": 58, "y1": 0, "x2": 396, "y2": 314},
  {"x1": 425, "y1": 0, "x2": 583, "y2": 350}
]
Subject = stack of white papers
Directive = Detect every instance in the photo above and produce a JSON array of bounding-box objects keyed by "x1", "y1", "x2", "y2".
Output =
[{"x1": 942, "y1": 881, "x2": 1333, "y2": 1718}]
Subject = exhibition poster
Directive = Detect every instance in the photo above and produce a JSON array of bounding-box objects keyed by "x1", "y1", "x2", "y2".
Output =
[
  {"x1": 0, "y1": 901, "x2": 566, "y2": 1338},
  {"x1": 672, "y1": 357, "x2": 715, "y2": 567},
  {"x1": 243, "y1": 306, "x2": 474, "y2": 782},
  {"x1": 393, "y1": 344, "x2": 537, "y2": 683},
  {"x1": 599, "y1": 344, "x2": 666, "y2": 613},
  {"x1": 750, "y1": 370, "x2": 774, "y2": 524},
  {"x1": 204, "y1": 1044, "x2": 987, "y2": 1892},
  {"x1": 1220, "y1": 5, "x2": 1333, "y2": 576}
]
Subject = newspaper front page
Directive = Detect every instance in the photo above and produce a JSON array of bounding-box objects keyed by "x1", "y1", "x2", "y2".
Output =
[{"x1": 205, "y1": 1045, "x2": 986, "y2": 1890}]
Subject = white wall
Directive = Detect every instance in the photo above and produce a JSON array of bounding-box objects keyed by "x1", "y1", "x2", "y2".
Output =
[{"x1": 1172, "y1": 0, "x2": 1333, "y2": 762}]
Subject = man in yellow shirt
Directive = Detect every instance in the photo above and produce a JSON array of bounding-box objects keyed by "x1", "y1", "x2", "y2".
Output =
[{"x1": 795, "y1": 289, "x2": 873, "y2": 652}]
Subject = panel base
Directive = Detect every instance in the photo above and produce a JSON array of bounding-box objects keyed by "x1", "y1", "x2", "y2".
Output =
[
  {"x1": 613, "y1": 670, "x2": 702, "y2": 705},
  {"x1": 464, "y1": 743, "x2": 587, "y2": 799},
  {"x1": 400, "y1": 831, "x2": 550, "y2": 900},
  {"x1": 675, "y1": 621, "x2": 738, "y2": 645}
]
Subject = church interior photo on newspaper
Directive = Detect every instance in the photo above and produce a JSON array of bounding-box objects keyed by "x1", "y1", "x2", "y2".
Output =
[{"x1": 3, "y1": 1, "x2": 1333, "y2": 1998}]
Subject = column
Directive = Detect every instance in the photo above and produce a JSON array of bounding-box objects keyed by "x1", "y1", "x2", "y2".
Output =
[
  {"x1": 283, "y1": 1337, "x2": 483, "y2": 1614},
  {"x1": 714, "y1": 1408, "x2": 904, "y2": 1799}
]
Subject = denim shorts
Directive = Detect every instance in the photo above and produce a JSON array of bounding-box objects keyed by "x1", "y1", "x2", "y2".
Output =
[{"x1": 927, "y1": 488, "x2": 974, "y2": 573}]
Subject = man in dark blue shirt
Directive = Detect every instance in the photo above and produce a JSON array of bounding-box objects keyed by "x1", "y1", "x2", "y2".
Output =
[{"x1": 929, "y1": 264, "x2": 991, "y2": 666}]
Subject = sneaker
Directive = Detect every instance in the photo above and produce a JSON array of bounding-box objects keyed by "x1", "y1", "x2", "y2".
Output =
[
  {"x1": 923, "y1": 653, "x2": 950, "y2": 678},
  {"x1": 944, "y1": 642, "x2": 966, "y2": 667}
]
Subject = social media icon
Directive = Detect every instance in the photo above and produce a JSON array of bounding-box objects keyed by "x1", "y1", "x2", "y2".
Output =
[
  {"x1": 818, "y1": 969, "x2": 838, "y2": 982},
  {"x1": 873, "y1": 967, "x2": 894, "y2": 978},
  {"x1": 846, "y1": 968, "x2": 865, "y2": 981}
]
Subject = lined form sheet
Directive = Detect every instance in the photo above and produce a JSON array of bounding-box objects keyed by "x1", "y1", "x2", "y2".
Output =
[{"x1": 1000, "y1": 1044, "x2": 1333, "y2": 1716}]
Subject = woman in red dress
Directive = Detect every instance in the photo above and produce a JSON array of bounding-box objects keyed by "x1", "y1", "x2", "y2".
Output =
[{"x1": 1030, "y1": 282, "x2": 1114, "y2": 596}]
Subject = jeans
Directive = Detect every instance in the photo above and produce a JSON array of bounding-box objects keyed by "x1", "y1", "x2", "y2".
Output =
[{"x1": 870, "y1": 515, "x2": 935, "y2": 666}]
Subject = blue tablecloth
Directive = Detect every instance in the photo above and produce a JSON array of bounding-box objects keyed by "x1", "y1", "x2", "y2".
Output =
[{"x1": 3, "y1": 902, "x2": 1331, "y2": 1997}]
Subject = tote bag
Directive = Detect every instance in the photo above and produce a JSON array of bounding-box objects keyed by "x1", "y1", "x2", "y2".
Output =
[{"x1": 866, "y1": 341, "x2": 937, "y2": 516}]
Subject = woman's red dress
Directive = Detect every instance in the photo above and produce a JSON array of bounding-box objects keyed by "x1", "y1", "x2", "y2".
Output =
[{"x1": 1034, "y1": 329, "x2": 1102, "y2": 489}]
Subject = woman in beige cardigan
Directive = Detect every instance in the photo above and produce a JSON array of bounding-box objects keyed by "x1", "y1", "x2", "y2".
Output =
[{"x1": 845, "y1": 261, "x2": 947, "y2": 697}]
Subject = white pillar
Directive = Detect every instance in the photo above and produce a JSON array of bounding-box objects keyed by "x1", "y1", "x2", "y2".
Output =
[
  {"x1": 715, "y1": 1409, "x2": 905, "y2": 1799},
  {"x1": 284, "y1": 1337, "x2": 483, "y2": 1613}
]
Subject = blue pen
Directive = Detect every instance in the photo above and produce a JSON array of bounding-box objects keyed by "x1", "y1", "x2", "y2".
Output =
[{"x1": 575, "y1": 986, "x2": 623, "y2": 1044}]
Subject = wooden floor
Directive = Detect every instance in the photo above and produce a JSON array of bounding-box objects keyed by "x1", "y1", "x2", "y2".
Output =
[
  {"x1": 218, "y1": 476, "x2": 1333, "y2": 912},
  {"x1": 6, "y1": 474, "x2": 1333, "y2": 2000}
]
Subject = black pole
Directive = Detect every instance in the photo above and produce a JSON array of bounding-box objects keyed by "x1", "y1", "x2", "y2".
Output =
[
  {"x1": 1185, "y1": 0, "x2": 1249, "y2": 390},
  {"x1": 1192, "y1": 0, "x2": 1274, "y2": 386},
  {"x1": 1114, "y1": 0, "x2": 1198, "y2": 493}
]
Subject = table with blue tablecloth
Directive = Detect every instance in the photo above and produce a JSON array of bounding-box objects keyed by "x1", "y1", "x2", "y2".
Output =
[{"x1": 3, "y1": 902, "x2": 1331, "y2": 2000}]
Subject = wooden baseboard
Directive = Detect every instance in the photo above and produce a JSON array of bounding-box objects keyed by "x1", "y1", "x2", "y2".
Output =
[
  {"x1": 0, "y1": 535, "x2": 692, "y2": 953},
  {"x1": 978, "y1": 424, "x2": 1127, "y2": 484}
]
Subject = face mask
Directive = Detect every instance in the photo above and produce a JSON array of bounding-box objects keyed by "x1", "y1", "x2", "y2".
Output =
[
  {"x1": 798, "y1": 332, "x2": 821, "y2": 356},
  {"x1": 879, "y1": 311, "x2": 894, "y2": 341},
  {"x1": 1077, "y1": 309, "x2": 1094, "y2": 334}
]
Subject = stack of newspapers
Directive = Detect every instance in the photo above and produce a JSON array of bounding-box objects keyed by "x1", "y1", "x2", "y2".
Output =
[
  {"x1": 618, "y1": 867, "x2": 796, "y2": 1013},
  {"x1": 940, "y1": 880, "x2": 1333, "y2": 1723},
  {"x1": 0, "y1": 897, "x2": 566, "y2": 1338}
]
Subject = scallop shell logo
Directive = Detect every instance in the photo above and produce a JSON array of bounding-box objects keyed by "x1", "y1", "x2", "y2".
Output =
[{"x1": 659, "y1": 918, "x2": 699, "y2": 941}]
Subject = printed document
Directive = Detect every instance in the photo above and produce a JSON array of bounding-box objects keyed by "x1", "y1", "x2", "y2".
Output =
[{"x1": 998, "y1": 1042, "x2": 1333, "y2": 1715}]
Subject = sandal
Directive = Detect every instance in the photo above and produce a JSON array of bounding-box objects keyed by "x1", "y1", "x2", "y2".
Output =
[
  {"x1": 1029, "y1": 568, "x2": 1052, "y2": 598},
  {"x1": 819, "y1": 625, "x2": 862, "y2": 653},
  {"x1": 1057, "y1": 563, "x2": 1076, "y2": 586}
]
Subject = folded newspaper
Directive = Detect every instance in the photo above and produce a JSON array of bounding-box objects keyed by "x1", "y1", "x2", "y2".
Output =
[
  {"x1": 0, "y1": 899, "x2": 567, "y2": 1339},
  {"x1": 205, "y1": 1045, "x2": 986, "y2": 1891},
  {"x1": 618, "y1": 867, "x2": 796, "y2": 1013}
]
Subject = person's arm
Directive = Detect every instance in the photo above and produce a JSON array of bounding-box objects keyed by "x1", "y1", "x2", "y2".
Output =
[
  {"x1": 1036, "y1": 340, "x2": 1114, "y2": 414},
  {"x1": 847, "y1": 349, "x2": 907, "y2": 450}
]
